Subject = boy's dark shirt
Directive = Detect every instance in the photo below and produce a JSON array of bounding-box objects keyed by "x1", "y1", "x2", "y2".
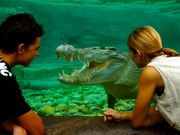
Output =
[{"x1": 0, "y1": 60, "x2": 31, "y2": 121}]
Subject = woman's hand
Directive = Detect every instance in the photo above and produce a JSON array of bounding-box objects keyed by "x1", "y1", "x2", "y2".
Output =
[{"x1": 104, "y1": 108, "x2": 123, "y2": 122}]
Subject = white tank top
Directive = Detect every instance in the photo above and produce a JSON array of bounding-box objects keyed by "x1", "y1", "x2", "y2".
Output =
[{"x1": 147, "y1": 55, "x2": 180, "y2": 131}]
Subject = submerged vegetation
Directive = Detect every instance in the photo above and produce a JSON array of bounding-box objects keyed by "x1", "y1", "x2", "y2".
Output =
[{"x1": 23, "y1": 85, "x2": 135, "y2": 116}]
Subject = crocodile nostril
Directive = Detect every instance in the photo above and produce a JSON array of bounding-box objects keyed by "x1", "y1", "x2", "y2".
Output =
[{"x1": 99, "y1": 47, "x2": 106, "y2": 49}]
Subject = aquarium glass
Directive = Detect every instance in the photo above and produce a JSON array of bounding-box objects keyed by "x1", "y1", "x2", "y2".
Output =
[{"x1": 0, "y1": 0, "x2": 180, "y2": 116}]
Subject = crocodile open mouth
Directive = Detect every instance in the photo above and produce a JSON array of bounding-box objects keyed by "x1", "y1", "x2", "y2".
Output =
[
  {"x1": 56, "y1": 44, "x2": 122, "y2": 84},
  {"x1": 58, "y1": 53, "x2": 109, "y2": 84}
]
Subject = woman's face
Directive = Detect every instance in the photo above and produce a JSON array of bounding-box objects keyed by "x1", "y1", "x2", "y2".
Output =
[
  {"x1": 130, "y1": 49, "x2": 146, "y2": 68},
  {"x1": 130, "y1": 49, "x2": 140, "y2": 67}
]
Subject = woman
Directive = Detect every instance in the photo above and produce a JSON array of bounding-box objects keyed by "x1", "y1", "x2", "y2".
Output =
[{"x1": 104, "y1": 26, "x2": 180, "y2": 131}]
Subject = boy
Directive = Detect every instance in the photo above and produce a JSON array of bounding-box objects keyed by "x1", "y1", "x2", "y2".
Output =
[{"x1": 0, "y1": 13, "x2": 45, "y2": 135}]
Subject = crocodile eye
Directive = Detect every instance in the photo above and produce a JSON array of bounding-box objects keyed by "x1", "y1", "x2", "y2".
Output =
[
  {"x1": 109, "y1": 48, "x2": 117, "y2": 50},
  {"x1": 106, "y1": 47, "x2": 117, "y2": 50},
  {"x1": 100, "y1": 47, "x2": 106, "y2": 49},
  {"x1": 93, "y1": 47, "x2": 99, "y2": 50}
]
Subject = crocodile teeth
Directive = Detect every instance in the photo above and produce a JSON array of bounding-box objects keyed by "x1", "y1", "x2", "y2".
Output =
[
  {"x1": 63, "y1": 53, "x2": 86, "y2": 63},
  {"x1": 59, "y1": 68, "x2": 92, "y2": 83},
  {"x1": 65, "y1": 55, "x2": 71, "y2": 63},
  {"x1": 86, "y1": 61, "x2": 89, "y2": 67},
  {"x1": 80, "y1": 64, "x2": 87, "y2": 71},
  {"x1": 60, "y1": 70, "x2": 69, "y2": 77}
]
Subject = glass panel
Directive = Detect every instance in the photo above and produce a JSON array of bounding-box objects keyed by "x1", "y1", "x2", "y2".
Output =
[{"x1": 1, "y1": 0, "x2": 179, "y2": 116}]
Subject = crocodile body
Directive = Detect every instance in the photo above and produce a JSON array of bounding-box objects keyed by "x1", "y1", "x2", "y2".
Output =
[{"x1": 56, "y1": 44, "x2": 141, "y2": 108}]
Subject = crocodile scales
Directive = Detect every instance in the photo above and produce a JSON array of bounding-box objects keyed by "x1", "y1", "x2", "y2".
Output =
[{"x1": 56, "y1": 44, "x2": 141, "y2": 108}]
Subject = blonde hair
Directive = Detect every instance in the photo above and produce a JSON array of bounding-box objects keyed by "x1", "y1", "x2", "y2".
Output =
[{"x1": 128, "y1": 26, "x2": 179, "y2": 57}]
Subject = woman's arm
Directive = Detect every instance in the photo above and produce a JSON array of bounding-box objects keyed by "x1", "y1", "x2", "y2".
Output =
[
  {"x1": 104, "y1": 66, "x2": 165, "y2": 128},
  {"x1": 132, "y1": 66, "x2": 165, "y2": 128}
]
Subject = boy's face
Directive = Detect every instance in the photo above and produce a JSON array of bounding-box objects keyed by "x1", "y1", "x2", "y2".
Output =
[{"x1": 17, "y1": 37, "x2": 41, "y2": 66}]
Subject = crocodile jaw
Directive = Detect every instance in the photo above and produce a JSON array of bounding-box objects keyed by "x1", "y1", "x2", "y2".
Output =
[
  {"x1": 56, "y1": 44, "x2": 125, "y2": 84},
  {"x1": 58, "y1": 61, "x2": 110, "y2": 84}
]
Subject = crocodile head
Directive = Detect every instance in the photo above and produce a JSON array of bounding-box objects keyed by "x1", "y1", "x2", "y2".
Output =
[{"x1": 56, "y1": 44, "x2": 130, "y2": 85}]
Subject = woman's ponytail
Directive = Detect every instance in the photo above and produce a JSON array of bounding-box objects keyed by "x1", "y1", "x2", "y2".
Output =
[{"x1": 161, "y1": 48, "x2": 180, "y2": 56}]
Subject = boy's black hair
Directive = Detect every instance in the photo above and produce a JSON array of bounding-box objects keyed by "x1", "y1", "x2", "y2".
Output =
[{"x1": 0, "y1": 13, "x2": 43, "y2": 53}]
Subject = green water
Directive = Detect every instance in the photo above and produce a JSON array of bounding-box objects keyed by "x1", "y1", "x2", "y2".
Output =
[{"x1": 0, "y1": 0, "x2": 179, "y2": 116}]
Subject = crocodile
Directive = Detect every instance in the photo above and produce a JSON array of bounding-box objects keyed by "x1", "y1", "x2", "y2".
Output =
[{"x1": 56, "y1": 44, "x2": 141, "y2": 108}]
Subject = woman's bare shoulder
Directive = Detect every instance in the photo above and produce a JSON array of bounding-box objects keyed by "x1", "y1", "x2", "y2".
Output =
[{"x1": 140, "y1": 66, "x2": 162, "y2": 84}]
